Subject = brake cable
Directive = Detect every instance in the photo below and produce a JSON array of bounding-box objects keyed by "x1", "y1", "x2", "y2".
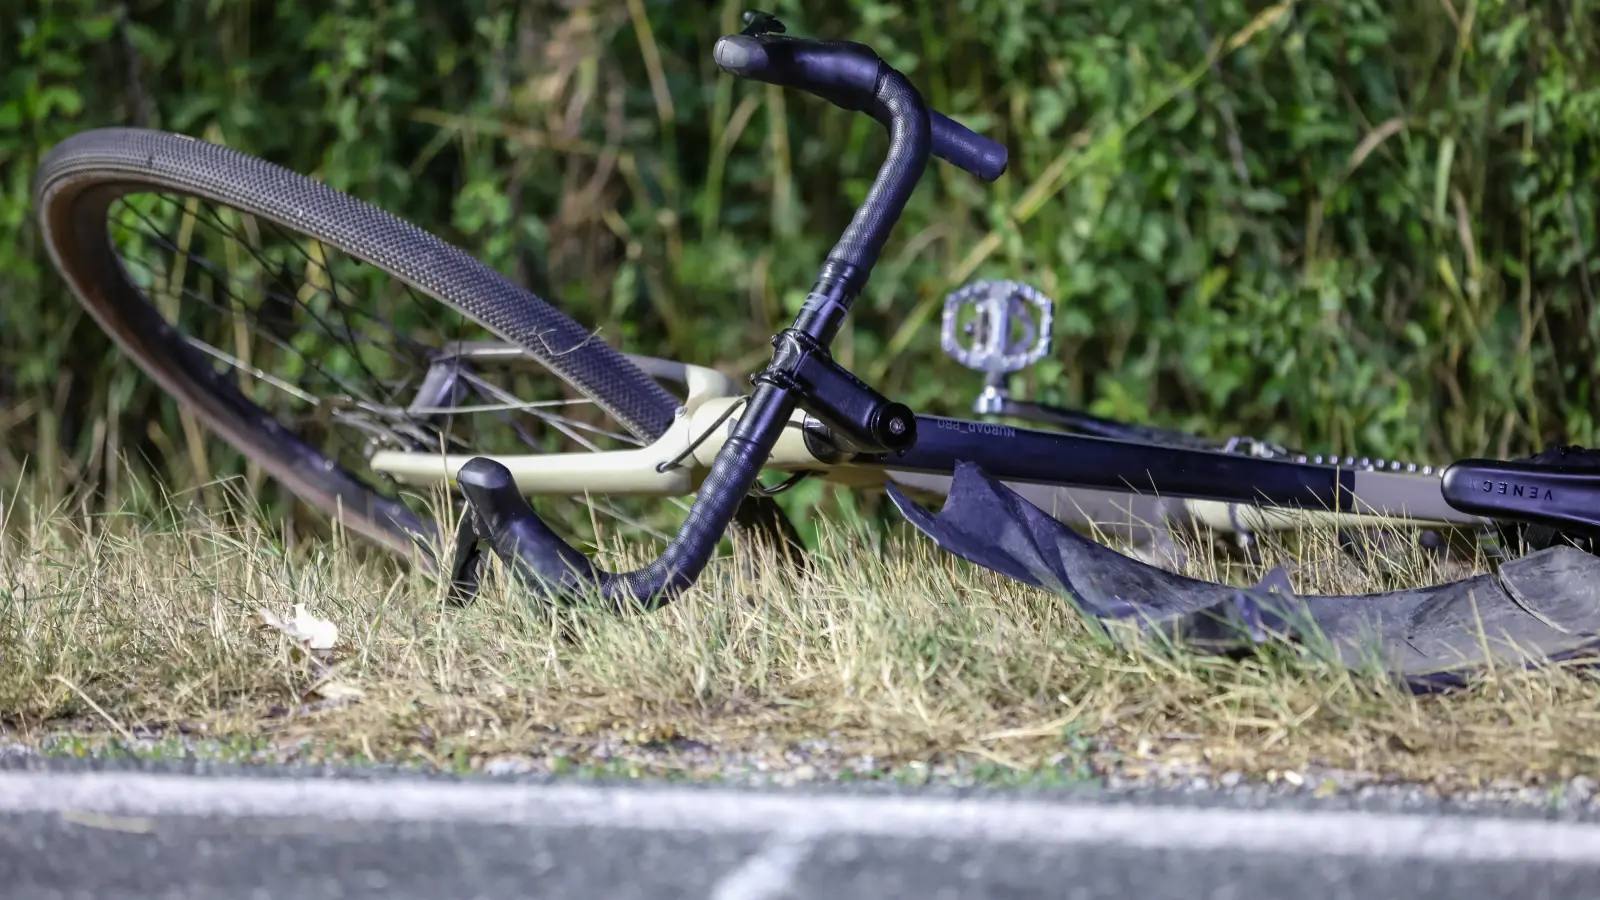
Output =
[
  {"x1": 655, "y1": 396, "x2": 749, "y2": 473},
  {"x1": 653, "y1": 395, "x2": 815, "y2": 497}
]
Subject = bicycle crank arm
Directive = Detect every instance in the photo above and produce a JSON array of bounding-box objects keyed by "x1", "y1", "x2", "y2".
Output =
[{"x1": 1441, "y1": 456, "x2": 1600, "y2": 536}]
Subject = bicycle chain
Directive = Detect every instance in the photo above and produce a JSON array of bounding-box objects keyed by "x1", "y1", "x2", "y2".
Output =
[
  {"x1": 1241, "y1": 442, "x2": 1446, "y2": 477},
  {"x1": 1216, "y1": 435, "x2": 1444, "y2": 475}
]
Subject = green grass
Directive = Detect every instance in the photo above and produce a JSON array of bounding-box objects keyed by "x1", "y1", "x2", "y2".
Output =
[{"x1": 4, "y1": 478, "x2": 1600, "y2": 793}]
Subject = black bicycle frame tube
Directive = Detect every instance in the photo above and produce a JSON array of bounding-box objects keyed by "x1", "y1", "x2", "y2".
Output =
[{"x1": 856, "y1": 415, "x2": 1355, "y2": 510}]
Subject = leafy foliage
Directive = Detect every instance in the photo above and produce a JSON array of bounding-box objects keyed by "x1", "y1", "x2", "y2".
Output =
[{"x1": 1, "y1": 0, "x2": 1597, "y2": 529}]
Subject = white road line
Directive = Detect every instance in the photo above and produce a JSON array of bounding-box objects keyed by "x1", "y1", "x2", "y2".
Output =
[
  {"x1": 2, "y1": 771, "x2": 1599, "y2": 866},
  {"x1": 709, "y1": 832, "x2": 815, "y2": 900}
]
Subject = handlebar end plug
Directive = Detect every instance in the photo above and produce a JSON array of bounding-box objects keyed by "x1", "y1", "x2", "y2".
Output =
[{"x1": 714, "y1": 35, "x2": 768, "y2": 76}]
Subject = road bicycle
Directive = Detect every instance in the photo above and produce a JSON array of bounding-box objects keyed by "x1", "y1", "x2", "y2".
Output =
[{"x1": 34, "y1": 12, "x2": 1600, "y2": 643}]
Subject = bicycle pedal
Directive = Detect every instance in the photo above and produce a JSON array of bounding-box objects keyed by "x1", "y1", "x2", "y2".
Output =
[{"x1": 940, "y1": 280, "x2": 1054, "y2": 377}]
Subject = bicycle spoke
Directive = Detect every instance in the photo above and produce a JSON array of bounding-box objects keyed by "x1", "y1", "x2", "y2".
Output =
[{"x1": 105, "y1": 185, "x2": 692, "y2": 546}]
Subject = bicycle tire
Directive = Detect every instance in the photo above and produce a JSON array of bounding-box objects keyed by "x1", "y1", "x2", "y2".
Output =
[{"x1": 32, "y1": 127, "x2": 750, "y2": 560}]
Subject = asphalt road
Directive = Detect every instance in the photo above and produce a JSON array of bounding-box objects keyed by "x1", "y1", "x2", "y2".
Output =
[{"x1": 4, "y1": 763, "x2": 1600, "y2": 899}]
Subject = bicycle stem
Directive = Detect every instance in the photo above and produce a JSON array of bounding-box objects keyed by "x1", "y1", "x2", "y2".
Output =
[{"x1": 455, "y1": 14, "x2": 1003, "y2": 611}]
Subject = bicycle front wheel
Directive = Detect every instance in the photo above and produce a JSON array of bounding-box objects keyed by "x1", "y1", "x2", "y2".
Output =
[{"x1": 32, "y1": 127, "x2": 702, "y2": 559}]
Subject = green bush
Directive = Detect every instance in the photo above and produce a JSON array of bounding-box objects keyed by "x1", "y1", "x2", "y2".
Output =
[{"x1": 2, "y1": 0, "x2": 1597, "y2": 519}]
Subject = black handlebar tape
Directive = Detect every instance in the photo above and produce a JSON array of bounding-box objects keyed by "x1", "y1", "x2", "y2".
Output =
[
  {"x1": 713, "y1": 34, "x2": 882, "y2": 109},
  {"x1": 824, "y1": 70, "x2": 931, "y2": 281},
  {"x1": 930, "y1": 111, "x2": 1007, "y2": 182},
  {"x1": 458, "y1": 383, "x2": 795, "y2": 612},
  {"x1": 714, "y1": 34, "x2": 1007, "y2": 182}
]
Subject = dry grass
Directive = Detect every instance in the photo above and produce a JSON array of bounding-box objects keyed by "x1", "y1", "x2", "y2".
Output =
[{"x1": 3, "y1": 482, "x2": 1600, "y2": 792}]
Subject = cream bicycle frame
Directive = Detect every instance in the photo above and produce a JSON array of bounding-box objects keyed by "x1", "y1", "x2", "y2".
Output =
[{"x1": 368, "y1": 353, "x2": 1487, "y2": 543}]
